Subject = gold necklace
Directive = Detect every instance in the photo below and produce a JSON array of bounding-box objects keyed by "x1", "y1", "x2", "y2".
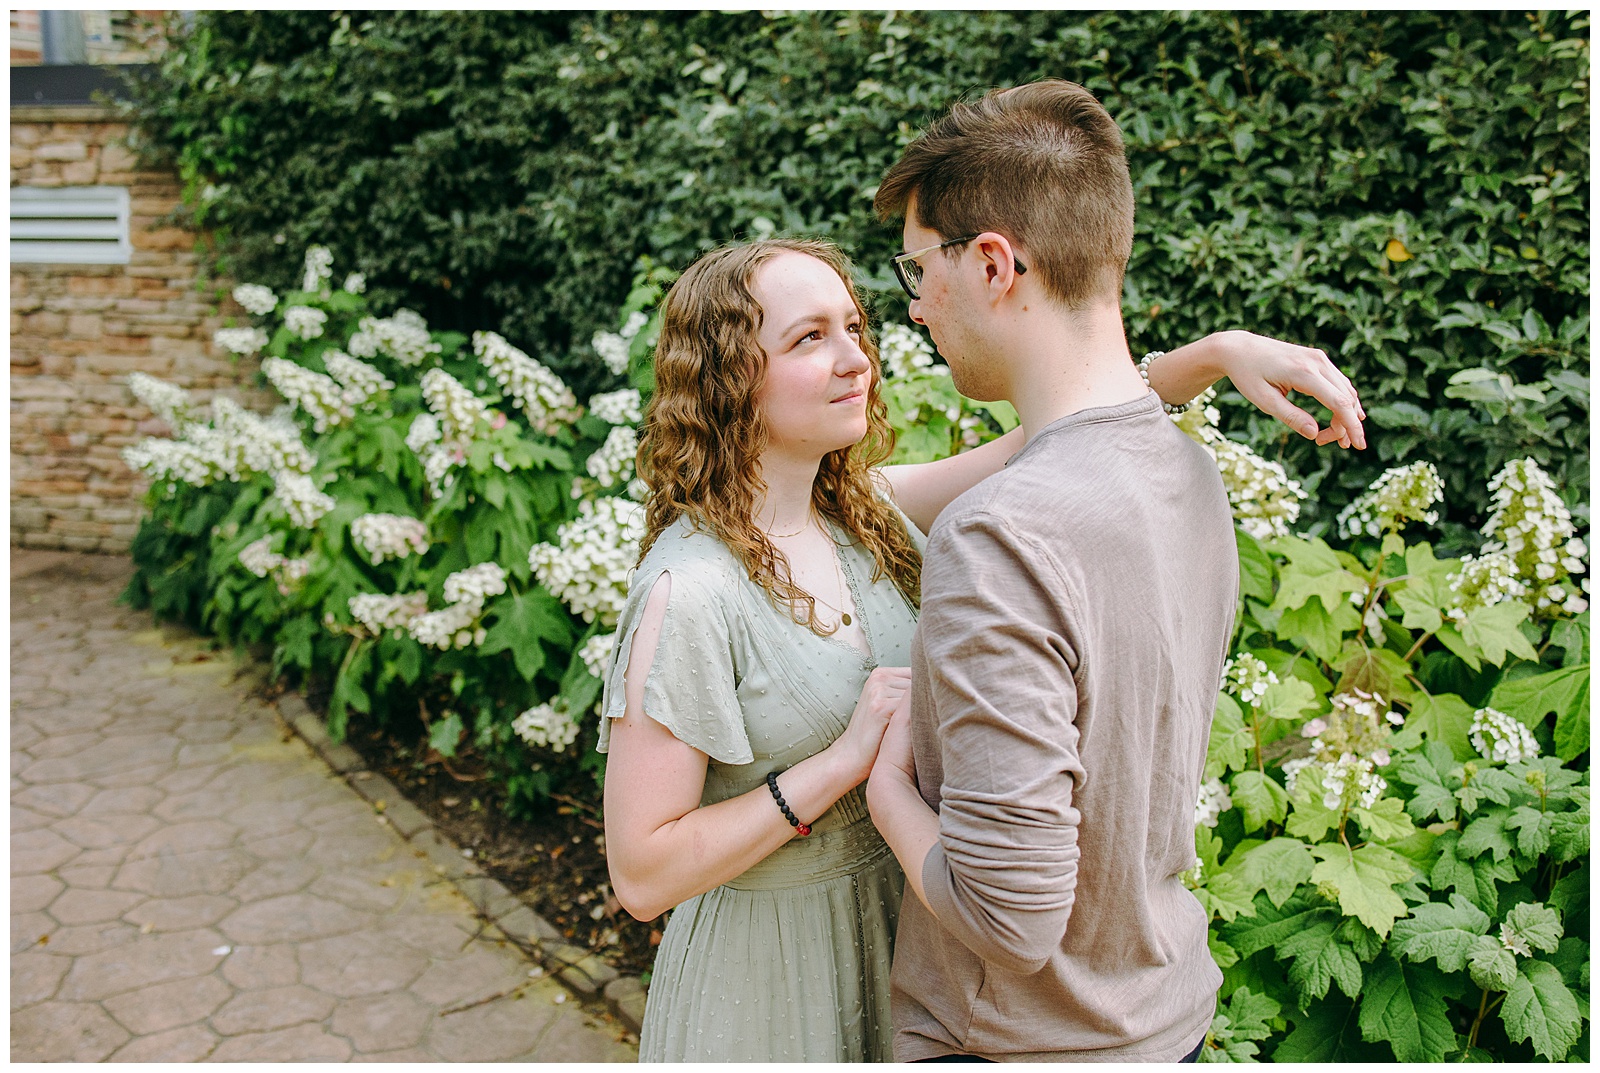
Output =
[
  {"x1": 811, "y1": 535, "x2": 854, "y2": 628},
  {"x1": 766, "y1": 507, "x2": 815, "y2": 540}
]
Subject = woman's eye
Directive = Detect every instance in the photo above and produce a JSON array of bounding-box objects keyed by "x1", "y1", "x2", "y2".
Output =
[
  {"x1": 847, "y1": 322, "x2": 862, "y2": 335},
  {"x1": 802, "y1": 330, "x2": 823, "y2": 343}
]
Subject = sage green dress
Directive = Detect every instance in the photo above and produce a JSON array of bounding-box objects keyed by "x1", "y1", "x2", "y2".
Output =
[{"x1": 597, "y1": 512, "x2": 921, "y2": 1062}]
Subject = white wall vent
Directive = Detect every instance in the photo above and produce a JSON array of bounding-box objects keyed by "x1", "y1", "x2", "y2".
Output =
[{"x1": 10, "y1": 185, "x2": 132, "y2": 264}]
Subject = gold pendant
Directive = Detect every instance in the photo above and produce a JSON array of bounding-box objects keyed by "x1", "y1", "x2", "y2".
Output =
[{"x1": 841, "y1": 613, "x2": 852, "y2": 626}]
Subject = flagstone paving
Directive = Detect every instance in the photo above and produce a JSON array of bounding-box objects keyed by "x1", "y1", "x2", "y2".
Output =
[{"x1": 10, "y1": 549, "x2": 637, "y2": 1062}]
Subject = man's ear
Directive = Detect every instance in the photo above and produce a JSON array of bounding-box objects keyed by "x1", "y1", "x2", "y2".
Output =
[{"x1": 973, "y1": 232, "x2": 1023, "y2": 294}]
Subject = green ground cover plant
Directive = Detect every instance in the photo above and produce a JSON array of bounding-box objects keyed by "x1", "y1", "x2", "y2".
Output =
[
  {"x1": 124, "y1": 10, "x2": 1589, "y2": 539},
  {"x1": 122, "y1": 249, "x2": 1588, "y2": 1060}
]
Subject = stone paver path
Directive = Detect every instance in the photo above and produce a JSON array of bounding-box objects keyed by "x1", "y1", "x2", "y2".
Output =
[{"x1": 11, "y1": 550, "x2": 637, "y2": 1062}]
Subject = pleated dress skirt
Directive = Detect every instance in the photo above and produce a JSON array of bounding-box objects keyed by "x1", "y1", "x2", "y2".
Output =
[{"x1": 637, "y1": 817, "x2": 905, "y2": 1062}]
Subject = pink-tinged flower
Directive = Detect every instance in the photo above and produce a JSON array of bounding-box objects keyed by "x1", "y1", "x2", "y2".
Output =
[{"x1": 490, "y1": 411, "x2": 507, "y2": 430}]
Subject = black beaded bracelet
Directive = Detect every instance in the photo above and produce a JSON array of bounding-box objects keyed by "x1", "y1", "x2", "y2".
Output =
[{"x1": 765, "y1": 770, "x2": 811, "y2": 836}]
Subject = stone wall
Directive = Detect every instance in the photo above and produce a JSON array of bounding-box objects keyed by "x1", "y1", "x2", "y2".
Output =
[{"x1": 11, "y1": 104, "x2": 270, "y2": 553}]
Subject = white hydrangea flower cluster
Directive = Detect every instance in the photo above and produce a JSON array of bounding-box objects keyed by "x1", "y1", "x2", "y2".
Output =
[
  {"x1": 405, "y1": 562, "x2": 505, "y2": 650},
  {"x1": 1446, "y1": 551, "x2": 1527, "y2": 623},
  {"x1": 348, "y1": 591, "x2": 430, "y2": 635},
  {"x1": 211, "y1": 397, "x2": 315, "y2": 478},
  {"x1": 579, "y1": 632, "x2": 617, "y2": 679},
  {"x1": 442, "y1": 562, "x2": 508, "y2": 607},
  {"x1": 1195, "y1": 777, "x2": 1231, "y2": 828},
  {"x1": 420, "y1": 368, "x2": 492, "y2": 445},
  {"x1": 591, "y1": 311, "x2": 648, "y2": 375},
  {"x1": 274, "y1": 472, "x2": 336, "y2": 529},
  {"x1": 343, "y1": 272, "x2": 366, "y2": 294},
  {"x1": 214, "y1": 326, "x2": 270, "y2": 355},
  {"x1": 473, "y1": 331, "x2": 582, "y2": 435},
  {"x1": 1468, "y1": 706, "x2": 1541, "y2": 764},
  {"x1": 879, "y1": 323, "x2": 938, "y2": 379},
  {"x1": 347, "y1": 309, "x2": 441, "y2": 366},
  {"x1": 322, "y1": 350, "x2": 395, "y2": 409},
  {"x1": 122, "y1": 394, "x2": 316, "y2": 489},
  {"x1": 586, "y1": 426, "x2": 638, "y2": 488},
  {"x1": 529, "y1": 496, "x2": 646, "y2": 626},
  {"x1": 1172, "y1": 395, "x2": 1306, "y2": 539},
  {"x1": 283, "y1": 305, "x2": 328, "y2": 341},
  {"x1": 232, "y1": 283, "x2": 278, "y2": 316},
  {"x1": 406, "y1": 412, "x2": 441, "y2": 453},
  {"x1": 302, "y1": 244, "x2": 334, "y2": 292},
  {"x1": 407, "y1": 601, "x2": 486, "y2": 650},
  {"x1": 120, "y1": 439, "x2": 221, "y2": 485},
  {"x1": 626, "y1": 476, "x2": 650, "y2": 503},
  {"x1": 236, "y1": 536, "x2": 310, "y2": 594},
  {"x1": 1283, "y1": 688, "x2": 1402, "y2": 812},
  {"x1": 1479, "y1": 458, "x2": 1588, "y2": 616},
  {"x1": 1336, "y1": 461, "x2": 1444, "y2": 539},
  {"x1": 349, "y1": 513, "x2": 429, "y2": 565},
  {"x1": 958, "y1": 413, "x2": 984, "y2": 449},
  {"x1": 1222, "y1": 652, "x2": 1279, "y2": 705},
  {"x1": 512, "y1": 702, "x2": 580, "y2": 752},
  {"x1": 127, "y1": 371, "x2": 199, "y2": 433},
  {"x1": 588, "y1": 387, "x2": 642, "y2": 426},
  {"x1": 260, "y1": 357, "x2": 352, "y2": 432},
  {"x1": 238, "y1": 535, "x2": 282, "y2": 578}
]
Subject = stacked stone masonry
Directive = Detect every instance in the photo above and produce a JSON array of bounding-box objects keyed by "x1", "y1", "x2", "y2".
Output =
[{"x1": 11, "y1": 104, "x2": 270, "y2": 553}]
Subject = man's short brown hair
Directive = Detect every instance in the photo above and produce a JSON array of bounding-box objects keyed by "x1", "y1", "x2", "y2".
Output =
[{"x1": 875, "y1": 80, "x2": 1134, "y2": 311}]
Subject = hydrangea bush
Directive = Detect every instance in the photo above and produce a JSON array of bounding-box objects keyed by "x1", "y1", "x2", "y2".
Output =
[{"x1": 123, "y1": 254, "x2": 1588, "y2": 1061}]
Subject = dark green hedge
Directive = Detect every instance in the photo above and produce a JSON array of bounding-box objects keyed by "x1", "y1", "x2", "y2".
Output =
[{"x1": 126, "y1": 10, "x2": 1589, "y2": 542}]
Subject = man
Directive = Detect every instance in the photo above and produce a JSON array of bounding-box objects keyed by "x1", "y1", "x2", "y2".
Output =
[{"x1": 864, "y1": 80, "x2": 1358, "y2": 1061}]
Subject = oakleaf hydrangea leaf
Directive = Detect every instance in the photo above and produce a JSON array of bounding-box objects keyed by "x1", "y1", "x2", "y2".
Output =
[
  {"x1": 1467, "y1": 938, "x2": 1518, "y2": 991},
  {"x1": 1205, "y1": 693, "x2": 1252, "y2": 780},
  {"x1": 1224, "y1": 837, "x2": 1315, "y2": 909},
  {"x1": 1501, "y1": 902, "x2": 1562, "y2": 955},
  {"x1": 1257, "y1": 675, "x2": 1319, "y2": 726},
  {"x1": 1548, "y1": 801, "x2": 1590, "y2": 863},
  {"x1": 1230, "y1": 770, "x2": 1290, "y2": 833},
  {"x1": 1406, "y1": 693, "x2": 1476, "y2": 762},
  {"x1": 1430, "y1": 831, "x2": 1516, "y2": 914},
  {"x1": 1277, "y1": 919, "x2": 1364, "y2": 1006},
  {"x1": 1310, "y1": 844, "x2": 1415, "y2": 938},
  {"x1": 1502, "y1": 959, "x2": 1582, "y2": 1060},
  {"x1": 1268, "y1": 535, "x2": 1368, "y2": 613},
  {"x1": 1389, "y1": 893, "x2": 1490, "y2": 971},
  {"x1": 1351, "y1": 795, "x2": 1417, "y2": 843},
  {"x1": 1459, "y1": 807, "x2": 1517, "y2": 862},
  {"x1": 1393, "y1": 743, "x2": 1460, "y2": 822},
  {"x1": 1357, "y1": 952, "x2": 1458, "y2": 1062},
  {"x1": 1505, "y1": 804, "x2": 1551, "y2": 857},
  {"x1": 1458, "y1": 599, "x2": 1539, "y2": 666},
  {"x1": 1222, "y1": 893, "x2": 1337, "y2": 959},
  {"x1": 1455, "y1": 766, "x2": 1521, "y2": 813},
  {"x1": 1335, "y1": 916, "x2": 1385, "y2": 962}
]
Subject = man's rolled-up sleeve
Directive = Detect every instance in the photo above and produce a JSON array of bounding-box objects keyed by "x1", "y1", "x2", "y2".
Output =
[{"x1": 918, "y1": 510, "x2": 1085, "y2": 975}]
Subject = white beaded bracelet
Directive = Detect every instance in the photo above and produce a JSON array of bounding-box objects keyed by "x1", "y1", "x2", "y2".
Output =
[{"x1": 1137, "y1": 350, "x2": 1193, "y2": 414}]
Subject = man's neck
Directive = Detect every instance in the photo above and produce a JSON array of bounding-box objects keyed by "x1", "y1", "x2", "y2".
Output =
[{"x1": 1001, "y1": 302, "x2": 1146, "y2": 441}]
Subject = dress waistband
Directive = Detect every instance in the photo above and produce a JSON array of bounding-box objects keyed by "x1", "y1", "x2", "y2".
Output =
[{"x1": 722, "y1": 815, "x2": 891, "y2": 891}]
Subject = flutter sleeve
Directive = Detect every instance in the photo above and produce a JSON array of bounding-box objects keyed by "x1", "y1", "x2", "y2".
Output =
[{"x1": 595, "y1": 563, "x2": 753, "y2": 766}]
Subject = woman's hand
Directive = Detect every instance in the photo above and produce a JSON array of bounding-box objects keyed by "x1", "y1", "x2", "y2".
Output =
[
  {"x1": 1150, "y1": 330, "x2": 1367, "y2": 449},
  {"x1": 832, "y1": 666, "x2": 911, "y2": 786}
]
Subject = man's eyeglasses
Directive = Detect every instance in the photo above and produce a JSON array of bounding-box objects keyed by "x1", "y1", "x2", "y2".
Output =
[{"x1": 891, "y1": 234, "x2": 1027, "y2": 300}]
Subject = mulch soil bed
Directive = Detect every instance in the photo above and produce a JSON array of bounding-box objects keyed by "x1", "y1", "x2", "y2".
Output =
[{"x1": 263, "y1": 678, "x2": 663, "y2": 978}]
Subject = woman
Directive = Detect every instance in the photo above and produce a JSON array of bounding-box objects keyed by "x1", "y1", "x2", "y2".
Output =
[{"x1": 597, "y1": 238, "x2": 1361, "y2": 1062}]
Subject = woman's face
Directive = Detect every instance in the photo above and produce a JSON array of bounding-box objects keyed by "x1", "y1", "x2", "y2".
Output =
[{"x1": 749, "y1": 251, "x2": 873, "y2": 463}]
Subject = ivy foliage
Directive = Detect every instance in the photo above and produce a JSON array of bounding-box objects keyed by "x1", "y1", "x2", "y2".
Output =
[{"x1": 124, "y1": 10, "x2": 1588, "y2": 537}]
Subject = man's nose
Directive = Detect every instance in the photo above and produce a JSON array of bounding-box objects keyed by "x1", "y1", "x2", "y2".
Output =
[{"x1": 907, "y1": 299, "x2": 926, "y2": 326}]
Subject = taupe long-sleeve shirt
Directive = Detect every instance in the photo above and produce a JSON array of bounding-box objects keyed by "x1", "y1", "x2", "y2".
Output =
[{"x1": 891, "y1": 394, "x2": 1238, "y2": 1062}]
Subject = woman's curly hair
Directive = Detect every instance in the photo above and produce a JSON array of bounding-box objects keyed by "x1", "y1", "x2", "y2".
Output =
[{"x1": 637, "y1": 238, "x2": 921, "y2": 633}]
